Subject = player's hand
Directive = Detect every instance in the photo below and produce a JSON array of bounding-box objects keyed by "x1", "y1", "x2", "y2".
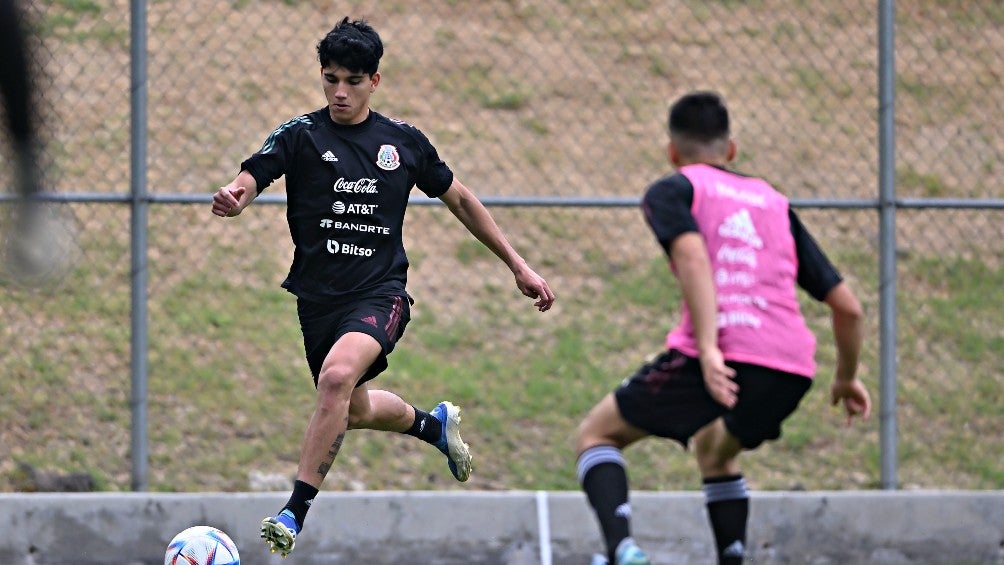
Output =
[
  {"x1": 700, "y1": 347, "x2": 738, "y2": 409},
  {"x1": 211, "y1": 185, "x2": 246, "y2": 217},
  {"x1": 514, "y1": 265, "x2": 555, "y2": 312},
  {"x1": 830, "y1": 378, "x2": 871, "y2": 425}
]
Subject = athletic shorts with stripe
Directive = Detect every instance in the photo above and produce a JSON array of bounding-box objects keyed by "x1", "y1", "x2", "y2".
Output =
[
  {"x1": 614, "y1": 349, "x2": 812, "y2": 449},
  {"x1": 296, "y1": 294, "x2": 412, "y2": 387}
]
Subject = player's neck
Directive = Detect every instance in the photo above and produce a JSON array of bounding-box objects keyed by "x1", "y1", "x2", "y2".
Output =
[
  {"x1": 677, "y1": 158, "x2": 729, "y2": 169},
  {"x1": 328, "y1": 107, "x2": 371, "y2": 126}
]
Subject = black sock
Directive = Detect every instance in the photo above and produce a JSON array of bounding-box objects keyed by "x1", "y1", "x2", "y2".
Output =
[
  {"x1": 282, "y1": 480, "x2": 319, "y2": 531},
  {"x1": 402, "y1": 406, "x2": 443, "y2": 444},
  {"x1": 578, "y1": 446, "x2": 631, "y2": 562},
  {"x1": 703, "y1": 475, "x2": 749, "y2": 565}
]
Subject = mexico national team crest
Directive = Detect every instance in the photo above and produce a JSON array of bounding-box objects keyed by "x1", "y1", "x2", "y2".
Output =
[{"x1": 376, "y1": 144, "x2": 401, "y2": 171}]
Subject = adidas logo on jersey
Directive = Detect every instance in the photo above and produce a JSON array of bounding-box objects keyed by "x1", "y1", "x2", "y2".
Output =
[
  {"x1": 321, "y1": 150, "x2": 338, "y2": 162},
  {"x1": 719, "y1": 208, "x2": 763, "y2": 249}
]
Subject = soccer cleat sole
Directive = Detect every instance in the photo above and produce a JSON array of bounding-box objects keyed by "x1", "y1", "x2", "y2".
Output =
[
  {"x1": 441, "y1": 401, "x2": 473, "y2": 482},
  {"x1": 260, "y1": 517, "x2": 295, "y2": 558}
]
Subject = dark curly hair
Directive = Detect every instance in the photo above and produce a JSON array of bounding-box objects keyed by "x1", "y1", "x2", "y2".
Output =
[{"x1": 316, "y1": 17, "x2": 384, "y2": 75}]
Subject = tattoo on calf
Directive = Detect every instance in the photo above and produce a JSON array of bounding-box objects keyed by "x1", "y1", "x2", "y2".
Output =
[{"x1": 316, "y1": 432, "x2": 346, "y2": 478}]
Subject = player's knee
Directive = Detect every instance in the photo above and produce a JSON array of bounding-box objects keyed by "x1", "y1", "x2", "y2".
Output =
[
  {"x1": 573, "y1": 428, "x2": 593, "y2": 456},
  {"x1": 574, "y1": 415, "x2": 610, "y2": 455},
  {"x1": 695, "y1": 444, "x2": 740, "y2": 476},
  {"x1": 695, "y1": 449, "x2": 723, "y2": 472},
  {"x1": 574, "y1": 396, "x2": 630, "y2": 454},
  {"x1": 315, "y1": 365, "x2": 357, "y2": 408}
]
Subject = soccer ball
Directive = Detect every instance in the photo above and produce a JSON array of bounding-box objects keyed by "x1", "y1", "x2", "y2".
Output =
[{"x1": 164, "y1": 525, "x2": 240, "y2": 565}]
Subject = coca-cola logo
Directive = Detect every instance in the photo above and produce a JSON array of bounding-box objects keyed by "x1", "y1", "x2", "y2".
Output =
[
  {"x1": 716, "y1": 244, "x2": 758, "y2": 268},
  {"x1": 333, "y1": 177, "x2": 379, "y2": 194}
]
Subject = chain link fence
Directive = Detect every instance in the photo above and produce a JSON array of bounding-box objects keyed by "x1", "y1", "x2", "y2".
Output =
[{"x1": 0, "y1": 1, "x2": 1001, "y2": 493}]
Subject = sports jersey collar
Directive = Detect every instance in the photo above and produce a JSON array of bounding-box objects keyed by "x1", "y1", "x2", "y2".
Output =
[
  {"x1": 691, "y1": 162, "x2": 754, "y2": 178},
  {"x1": 322, "y1": 107, "x2": 377, "y2": 132}
]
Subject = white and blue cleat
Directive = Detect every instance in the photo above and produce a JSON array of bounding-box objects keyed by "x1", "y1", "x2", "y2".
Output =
[
  {"x1": 590, "y1": 538, "x2": 652, "y2": 565},
  {"x1": 260, "y1": 509, "x2": 298, "y2": 558},
  {"x1": 430, "y1": 401, "x2": 473, "y2": 482}
]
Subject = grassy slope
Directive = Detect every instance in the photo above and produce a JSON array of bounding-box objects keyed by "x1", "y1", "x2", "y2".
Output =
[{"x1": 0, "y1": 1, "x2": 1001, "y2": 493}]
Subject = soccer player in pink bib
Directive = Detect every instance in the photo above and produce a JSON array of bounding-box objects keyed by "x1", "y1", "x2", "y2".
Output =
[{"x1": 574, "y1": 91, "x2": 870, "y2": 565}]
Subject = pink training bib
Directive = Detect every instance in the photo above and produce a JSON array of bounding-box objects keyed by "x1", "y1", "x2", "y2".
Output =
[{"x1": 666, "y1": 164, "x2": 817, "y2": 377}]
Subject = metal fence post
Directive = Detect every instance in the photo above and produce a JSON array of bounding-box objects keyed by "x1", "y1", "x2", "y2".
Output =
[
  {"x1": 878, "y1": 0, "x2": 898, "y2": 490},
  {"x1": 129, "y1": 0, "x2": 149, "y2": 492}
]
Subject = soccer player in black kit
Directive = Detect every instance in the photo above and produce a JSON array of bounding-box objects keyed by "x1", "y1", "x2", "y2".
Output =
[{"x1": 211, "y1": 18, "x2": 555, "y2": 557}]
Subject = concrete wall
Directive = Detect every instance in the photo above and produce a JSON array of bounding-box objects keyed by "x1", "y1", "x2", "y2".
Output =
[{"x1": 1, "y1": 490, "x2": 1002, "y2": 565}]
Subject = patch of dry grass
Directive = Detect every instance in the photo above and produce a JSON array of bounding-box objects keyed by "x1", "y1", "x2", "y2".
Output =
[{"x1": 1, "y1": 1, "x2": 1001, "y2": 493}]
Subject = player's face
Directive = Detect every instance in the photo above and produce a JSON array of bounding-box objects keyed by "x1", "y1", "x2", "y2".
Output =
[{"x1": 321, "y1": 65, "x2": 380, "y2": 125}]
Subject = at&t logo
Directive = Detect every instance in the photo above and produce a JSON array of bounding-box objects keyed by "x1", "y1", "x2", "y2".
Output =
[{"x1": 332, "y1": 201, "x2": 378, "y2": 214}]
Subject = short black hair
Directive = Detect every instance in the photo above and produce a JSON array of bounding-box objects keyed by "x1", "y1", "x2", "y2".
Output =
[
  {"x1": 317, "y1": 17, "x2": 383, "y2": 75},
  {"x1": 668, "y1": 91, "x2": 730, "y2": 143}
]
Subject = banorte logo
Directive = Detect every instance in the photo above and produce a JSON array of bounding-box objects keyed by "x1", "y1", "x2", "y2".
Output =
[{"x1": 333, "y1": 177, "x2": 379, "y2": 194}]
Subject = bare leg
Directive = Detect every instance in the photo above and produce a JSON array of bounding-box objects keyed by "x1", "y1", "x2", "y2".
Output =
[
  {"x1": 692, "y1": 417, "x2": 742, "y2": 477},
  {"x1": 575, "y1": 393, "x2": 648, "y2": 455},
  {"x1": 296, "y1": 332, "x2": 382, "y2": 487},
  {"x1": 347, "y1": 387, "x2": 416, "y2": 432}
]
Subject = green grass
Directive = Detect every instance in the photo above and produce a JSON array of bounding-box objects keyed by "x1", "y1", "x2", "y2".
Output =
[
  {"x1": 434, "y1": 64, "x2": 531, "y2": 111},
  {"x1": 8, "y1": 206, "x2": 1001, "y2": 493},
  {"x1": 4, "y1": 0, "x2": 1002, "y2": 497},
  {"x1": 898, "y1": 166, "x2": 950, "y2": 197}
]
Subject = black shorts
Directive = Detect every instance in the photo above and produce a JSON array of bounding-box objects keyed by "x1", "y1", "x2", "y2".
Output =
[
  {"x1": 614, "y1": 349, "x2": 812, "y2": 449},
  {"x1": 296, "y1": 294, "x2": 411, "y2": 387}
]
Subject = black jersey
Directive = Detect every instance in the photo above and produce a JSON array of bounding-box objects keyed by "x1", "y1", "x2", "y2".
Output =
[
  {"x1": 642, "y1": 169, "x2": 843, "y2": 302},
  {"x1": 241, "y1": 109, "x2": 454, "y2": 303}
]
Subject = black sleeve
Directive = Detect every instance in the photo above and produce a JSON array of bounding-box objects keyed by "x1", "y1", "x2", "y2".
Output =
[
  {"x1": 641, "y1": 173, "x2": 698, "y2": 255},
  {"x1": 404, "y1": 124, "x2": 454, "y2": 198},
  {"x1": 240, "y1": 115, "x2": 307, "y2": 193},
  {"x1": 790, "y1": 209, "x2": 844, "y2": 301}
]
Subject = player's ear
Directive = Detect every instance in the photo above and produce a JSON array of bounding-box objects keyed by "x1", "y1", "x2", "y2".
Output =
[
  {"x1": 668, "y1": 141, "x2": 681, "y2": 167},
  {"x1": 370, "y1": 71, "x2": 381, "y2": 91},
  {"x1": 726, "y1": 139, "x2": 737, "y2": 162}
]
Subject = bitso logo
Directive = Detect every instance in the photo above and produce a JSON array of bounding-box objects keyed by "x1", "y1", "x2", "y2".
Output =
[
  {"x1": 376, "y1": 144, "x2": 400, "y2": 171},
  {"x1": 326, "y1": 239, "x2": 374, "y2": 257}
]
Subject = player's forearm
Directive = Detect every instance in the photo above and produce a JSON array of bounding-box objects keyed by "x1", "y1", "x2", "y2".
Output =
[
  {"x1": 826, "y1": 283, "x2": 864, "y2": 382},
  {"x1": 831, "y1": 308, "x2": 863, "y2": 382},
  {"x1": 466, "y1": 208, "x2": 525, "y2": 273},
  {"x1": 673, "y1": 240, "x2": 719, "y2": 354},
  {"x1": 445, "y1": 183, "x2": 526, "y2": 272}
]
